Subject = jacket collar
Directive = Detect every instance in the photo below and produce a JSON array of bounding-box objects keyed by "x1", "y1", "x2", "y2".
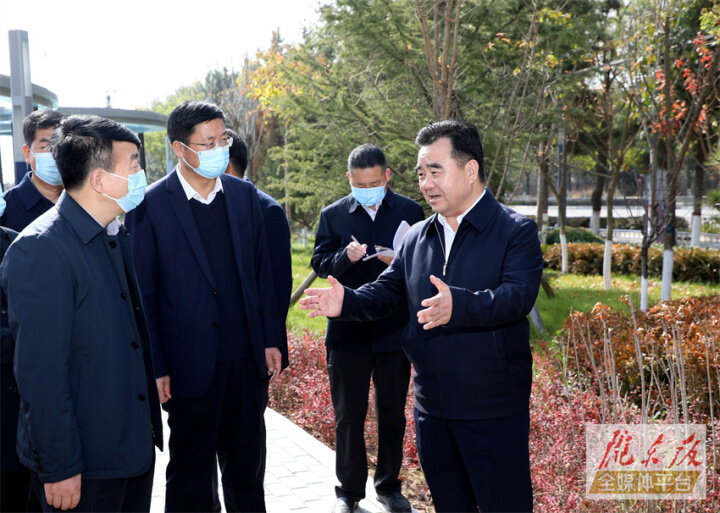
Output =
[
  {"x1": 422, "y1": 188, "x2": 500, "y2": 237},
  {"x1": 57, "y1": 192, "x2": 106, "y2": 245},
  {"x1": 347, "y1": 187, "x2": 397, "y2": 213},
  {"x1": 16, "y1": 171, "x2": 50, "y2": 211}
]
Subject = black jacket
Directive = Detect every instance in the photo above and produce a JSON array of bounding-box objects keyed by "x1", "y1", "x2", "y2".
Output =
[
  {"x1": 312, "y1": 188, "x2": 424, "y2": 352},
  {"x1": 341, "y1": 191, "x2": 543, "y2": 419}
]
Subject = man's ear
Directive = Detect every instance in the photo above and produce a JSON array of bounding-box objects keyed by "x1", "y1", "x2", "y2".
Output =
[
  {"x1": 171, "y1": 140, "x2": 185, "y2": 160},
  {"x1": 88, "y1": 168, "x2": 105, "y2": 194},
  {"x1": 385, "y1": 168, "x2": 391, "y2": 182},
  {"x1": 22, "y1": 145, "x2": 32, "y2": 165},
  {"x1": 465, "y1": 159, "x2": 479, "y2": 184}
]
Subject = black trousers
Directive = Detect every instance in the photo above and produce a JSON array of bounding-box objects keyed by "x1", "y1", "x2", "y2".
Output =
[
  {"x1": 415, "y1": 408, "x2": 533, "y2": 513},
  {"x1": 1, "y1": 468, "x2": 34, "y2": 512},
  {"x1": 30, "y1": 452, "x2": 154, "y2": 513},
  {"x1": 164, "y1": 358, "x2": 267, "y2": 513},
  {"x1": 327, "y1": 348, "x2": 411, "y2": 502}
]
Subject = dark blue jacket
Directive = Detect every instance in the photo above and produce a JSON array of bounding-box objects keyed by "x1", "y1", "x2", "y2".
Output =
[
  {"x1": 1, "y1": 226, "x2": 19, "y2": 472},
  {"x1": 340, "y1": 191, "x2": 543, "y2": 419},
  {"x1": 251, "y1": 183, "x2": 292, "y2": 369},
  {"x1": 312, "y1": 189, "x2": 424, "y2": 353},
  {"x1": 0, "y1": 193, "x2": 162, "y2": 483},
  {"x1": 125, "y1": 171, "x2": 282, "y2": 398},
  {"x1": 1, "y1": 171, "x2": 55, "y2": 232}
]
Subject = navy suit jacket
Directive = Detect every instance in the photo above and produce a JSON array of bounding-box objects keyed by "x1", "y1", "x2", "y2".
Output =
[
  {"x1": 312, "y1": 189, "x2": 424, "y2": 353},
  {"x1": 125, "y1": 171, "x2": 282, "y2": 398},
  {"x1": 1, "y1": 171, "x2": 55, "y2": 232},
  {"x1": 340, "y1": 191, "x2": 543, "y2": 419},
  {"x1": 1, "y1": 226, "x2": 19, "y2": 472},
  {"x1": 0, "y1": 193, "x2": 162, "y2": 483},
  {"x1": 249, "y1": 181, "x2": 292, "y2": 369}
]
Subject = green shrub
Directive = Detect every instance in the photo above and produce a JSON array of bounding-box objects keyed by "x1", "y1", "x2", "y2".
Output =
[
  {"x1": 544, "y1": 227, "x2": 603, "y2": 245},
  {"x1": 544, "y1": 242, "x2": 720, "y2": 283}
]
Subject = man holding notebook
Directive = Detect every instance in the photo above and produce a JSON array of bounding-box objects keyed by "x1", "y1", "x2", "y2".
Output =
[{"x1": 311, "y1": 144, "x2": 424, "y2": 513}]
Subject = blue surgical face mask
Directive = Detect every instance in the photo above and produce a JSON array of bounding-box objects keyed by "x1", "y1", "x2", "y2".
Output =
[
  {"x1": 31, "y1": 150, "x2": 63, "y2": 186},
  {"x1": 0, "y1": 195, "x2": 6, "y2": 218},
  {"x1": 180, "y1": 143, "x2": 229, "y2": 179},
  {"x1": 101, "y1": 169, "x2": 148, "y2": 213},
  {"x1": 351, "y1": 185, "x2": 386, "y2": 206}
]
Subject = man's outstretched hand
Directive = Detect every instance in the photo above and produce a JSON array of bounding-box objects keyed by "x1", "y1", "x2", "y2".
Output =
[
  {"x1": 417, "y1": 275, "x2": 453, "y2": 329},
  {"x1": 300, "y1": 275, "x2": 345, "y2": 318}
]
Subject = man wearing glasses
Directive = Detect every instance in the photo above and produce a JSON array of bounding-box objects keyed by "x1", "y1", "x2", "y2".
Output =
[{"x1": 126, "y1": 101, "x2": 282, "y2": 512}]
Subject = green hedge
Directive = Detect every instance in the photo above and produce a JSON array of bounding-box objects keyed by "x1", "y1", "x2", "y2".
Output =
[
  {"x1": 544, "y1": 227, "x2": 603, "y2": 245},
  {"x1": 544, "y1": 243, "x2": 720, "y2": 283}
]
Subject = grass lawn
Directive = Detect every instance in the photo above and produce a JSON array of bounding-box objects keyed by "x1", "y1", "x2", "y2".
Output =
[
  {"x1": 287, "y1": 242, "x2": 720, "y2": 341},
  {"x1": 287, "y1": 243, "x2": 329, "y2": 334}
]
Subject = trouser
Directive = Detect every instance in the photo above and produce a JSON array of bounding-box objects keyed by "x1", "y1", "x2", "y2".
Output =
[
  {"x1": 164, "y1": 358, "x2": 268, "y2": 513},
  {"x1": 327, "y1": 348, "x2": 411, "y2": 502},
  {"x1": 30, "y1": 452, "x2": 154, "y2": 513},
  {"x1": 1, "y1": 468, "x2": 34, "y2": 512},
  {"x1": 415, "y1": 408, "x2": 533, "y2": 513}
]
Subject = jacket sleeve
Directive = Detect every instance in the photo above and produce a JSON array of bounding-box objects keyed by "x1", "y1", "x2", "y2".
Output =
[
  {"x1": 126, "y1": 205, "x2": 168, "y2": 378},
  {"x1": 2, "y1": 237, "x2": 84, "y2": 483},
  {"x1": 265, "y1": 203, "x2": 292, "y2": 324},
  {"x1": 340, "y1": 241, "x2": 408, "y2": 322},
  {"x1": 249, "y1": 193, "x2": 282, "y2": 349},
  {"x1": 311, "y1": 210, "x2": 354, "y2": 279},
  {"x1": 446, "y1": 218, "x2": 543, "y2": 329}
]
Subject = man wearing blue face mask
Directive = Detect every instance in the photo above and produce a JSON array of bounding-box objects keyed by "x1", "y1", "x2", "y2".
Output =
[
  {"x1": 1, "y1": 115, "x2": 162, "y2": 512},
  {"x1": 1, "y1": 110, "x2": 65, "y2": 231},
  {"x1": 311, "y1": 144, "x2": 424, "y2": 513},
  {"x1": 125, "y1": 101, "x2": 282, "y2": 512}
]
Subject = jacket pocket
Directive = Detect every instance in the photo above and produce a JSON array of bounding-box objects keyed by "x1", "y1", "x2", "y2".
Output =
[{"x1": 492, "y1": 330, "x2": 507, "y2": 377}]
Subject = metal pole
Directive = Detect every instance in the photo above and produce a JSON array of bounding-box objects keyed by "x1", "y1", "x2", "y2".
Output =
[
  {"x1": 138, "y1": 133, "x2": 147, "y2": 171},
  {"x1": 9, "y1": 30, "x2": 33, "y2": 185}
]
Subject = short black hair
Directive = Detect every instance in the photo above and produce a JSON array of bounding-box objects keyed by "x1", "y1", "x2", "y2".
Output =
[
  {"x1": 226, "y1": 129, "x2": 248, "y2": 176},
  {"x1": 347, "y1": 144, "x2": 387, "y2": 173},
  {"x1": 52, "y1": 115, "x2": 140, "y2": 191},
  {"x1": 23, "y1": 110, "x2": 64, "y2": 146},
  {"x1": 167, "y1": 101, "x2": 226, "y2": 144},
  {"x1": 415, "y1": 120, "x2": 485, "y2": 183}
]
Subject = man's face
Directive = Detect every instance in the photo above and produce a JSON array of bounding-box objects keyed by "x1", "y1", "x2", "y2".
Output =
[
  {"x1": 176, "y1": 118, "x2": 227, "y2": 171},
  {"x1": 22, "y1": 127, "x2": 55, "y2": 171},
  {"x1": 347, "y1": 165, "x2": 389, "y2": 189},
  {"x1": 101, "y1": 141, "x2": 141, "y2": 201},
  {"x1": 416, "y1": 137, "x2": 476, "y2": 218}
]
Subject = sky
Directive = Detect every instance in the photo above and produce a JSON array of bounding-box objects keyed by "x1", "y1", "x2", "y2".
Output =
[
  {"x1": 0, "y1": 0, "x2": 322, "y2": 109},
  {"x1": 0, "y1": 0, "x2": 322, "y2": 182}
]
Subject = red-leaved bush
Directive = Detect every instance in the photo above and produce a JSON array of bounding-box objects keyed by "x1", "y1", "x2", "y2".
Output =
[{"x1": 272, "y1": 329, "x2": 720, "y2": 512}]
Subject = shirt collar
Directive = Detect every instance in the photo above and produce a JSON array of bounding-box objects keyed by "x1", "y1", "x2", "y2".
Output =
[
  {"x1": 176, "y1": 166, "x2": 223, "y2": 203},
  {"x1": 17, "y1": 171, "x2": 52, "y2": 210},
  {"x1": 437, "y1": 188, "x2": 486, "y2": 232}
]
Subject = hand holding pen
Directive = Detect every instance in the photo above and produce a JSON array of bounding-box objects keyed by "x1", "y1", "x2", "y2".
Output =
[{"x1": 346, "y1": 235, "x2": 368, "y2": 262}]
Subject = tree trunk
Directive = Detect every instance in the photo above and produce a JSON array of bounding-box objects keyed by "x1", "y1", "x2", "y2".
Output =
[
  {"x1": 536, "y1": 160, "x2": 549, "y2": 240},
  {"x1": 559, "y1": 157, "x2": 568, "y2": 274},
  {"x1": 590, "y1": 153, "x2": 607, "y2": 234},
  {"x1": 691, "y1": 147, "x2": 705, "y2": 247}
]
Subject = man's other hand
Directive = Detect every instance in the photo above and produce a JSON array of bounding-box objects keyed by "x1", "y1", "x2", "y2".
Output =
[
  {"x1": 265, "y1": 347, "x2": 282, "y2": 382},
  {"x1": 300, "y1": 275, "x2": 345, "y2": 318},
  {"x1": 44, "y1": 473, "x2": 81, "y2": 511},
  {"x1": 417, "y1": 275, "x2": 453, "y2": 329},
  {"x1": 156, "y1": 376, "x2": 171, "y2": 404}
]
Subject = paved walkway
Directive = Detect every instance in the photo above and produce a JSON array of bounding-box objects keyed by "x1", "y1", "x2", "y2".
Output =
[{"x1": 150, "y1": 409, "x2": 394, "y2": 513}]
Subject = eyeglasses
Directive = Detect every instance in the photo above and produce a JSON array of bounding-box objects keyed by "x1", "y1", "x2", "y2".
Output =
[{"x1": 186, "y1": 136, "x2": 233, "y2": 152}]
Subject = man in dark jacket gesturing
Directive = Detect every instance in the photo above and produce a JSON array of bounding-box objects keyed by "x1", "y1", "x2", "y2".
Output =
[{"x1": 302, "y1": 121, "x2": 543, "y2": 513}]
